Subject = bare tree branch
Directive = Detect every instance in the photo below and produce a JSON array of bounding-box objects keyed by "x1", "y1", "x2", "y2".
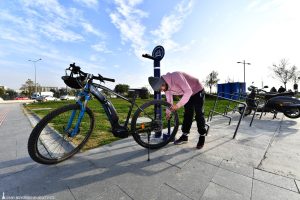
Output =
[{"x1": 272, "y1": 58, "x2": 298, "y2": 89}]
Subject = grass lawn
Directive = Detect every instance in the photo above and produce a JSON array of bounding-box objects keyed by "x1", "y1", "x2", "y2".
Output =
[{"x1": 25, "y1": 96, "x2": 236, "y2": 150}]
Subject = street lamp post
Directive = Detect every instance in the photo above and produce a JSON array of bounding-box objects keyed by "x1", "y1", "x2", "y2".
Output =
[
  {"x1": 237, "y1": 60, "x2": 251, "y2": 84},
  {"x1": 28, "y1": 58, "x2": 42, "y2": 93}
]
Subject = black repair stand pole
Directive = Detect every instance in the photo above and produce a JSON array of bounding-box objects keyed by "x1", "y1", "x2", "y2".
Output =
[{"x1": 142, "y1": 45, "x2": 165, "y2": 161}]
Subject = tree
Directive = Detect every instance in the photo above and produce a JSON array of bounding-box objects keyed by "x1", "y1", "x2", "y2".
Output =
[
  {"x1": 272, "y1": 59, "x2": 297, "y2": 89},
  {"x1": 292, "y1": 71, "x2": 300, "y2": 84},
  {"x1": 50, "y1": 89, "x2": 59, "y2": 98},
  {"x1": 205, "y1": 71, "x2": 219, "y2": 94},
  {"x1": 114, "y1": 84, "x2": 129, "y2": 95},
  {"x1": 20, "y1": 79, "x2": 35, "y2": 96},
  {"x1": 5, "y1": 89, "x2": 17, "y2": 100},
  {"x1": 140, "y1": 87, "x2": 150, "y2": 99},
  {"x1": 59, "y1": 88, "x2": 67, "y2": 96},
  {"x1": 0, "y1": 87, "x2": 5, "y2": 97},
  {"x1": 101, "y1": 89, "x2": 111, "y2": 97},
  {"x1": 127, "y1": 90, "x2": 136, "y2": 98}
]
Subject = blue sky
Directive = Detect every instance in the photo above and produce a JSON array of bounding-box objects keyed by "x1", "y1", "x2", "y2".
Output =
[{"x1": 1, "y1": 0, "x2": 300, "y2": 91}]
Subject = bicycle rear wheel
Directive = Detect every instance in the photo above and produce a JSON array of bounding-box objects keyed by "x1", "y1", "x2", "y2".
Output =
[
  {"x1": 131, "y1": 100, "x2": 179, "y2": 149},
  {"x1": 28, "y1": 104, "x2": 94, "y2": 164}
]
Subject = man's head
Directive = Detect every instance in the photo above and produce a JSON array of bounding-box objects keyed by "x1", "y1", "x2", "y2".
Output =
[{"x1": 148, "y1": 77, "x2": 168, "y2": 92}]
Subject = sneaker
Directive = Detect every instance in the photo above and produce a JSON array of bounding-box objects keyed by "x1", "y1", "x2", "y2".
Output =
[
  {"x1": 196, "y1": 136, "x2": 205, "y2": 149},
  {"x1": 174, "y1": 134, "x2": 188, "y2": 145}
]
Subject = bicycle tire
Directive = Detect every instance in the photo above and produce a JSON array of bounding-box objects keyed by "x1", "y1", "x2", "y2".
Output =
[
  {"x1": 131, "y1": 100, "x2": 179, "y2": 149},
  {"x1": 28, "y1": 104, "x2": 94, "y2": 164}
]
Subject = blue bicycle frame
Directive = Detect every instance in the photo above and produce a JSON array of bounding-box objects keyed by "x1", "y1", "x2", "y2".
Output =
[
  {"x1": 65, "y1": 84, "x2": 91, "y2": 137},
  {"x1": 64, "y1": 81, "x2": 139, "y2": 138}
]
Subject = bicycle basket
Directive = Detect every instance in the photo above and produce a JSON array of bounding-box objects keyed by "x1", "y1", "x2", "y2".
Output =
[{"x1": 61, "y1": 75, "x2": 85, "y2": 89}]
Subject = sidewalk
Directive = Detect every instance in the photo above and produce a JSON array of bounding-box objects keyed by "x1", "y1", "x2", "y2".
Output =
[{"x1": 1, "y1": 103, "x2": 300, "y2": 200}]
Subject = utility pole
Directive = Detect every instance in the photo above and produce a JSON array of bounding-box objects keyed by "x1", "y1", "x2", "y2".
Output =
[{"x1": 28, "y1": 58, "x2": 42, "y2": 93}]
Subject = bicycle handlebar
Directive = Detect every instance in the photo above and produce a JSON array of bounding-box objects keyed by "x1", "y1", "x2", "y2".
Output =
[
  {"x1": 93, "y1": 74, "x2": 115, "y2": 83},
  {"x1": 68, "y1": 63, "x2": 115, "y2": 83}
]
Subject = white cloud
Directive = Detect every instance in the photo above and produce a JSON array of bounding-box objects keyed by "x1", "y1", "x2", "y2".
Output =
[
  {"x1": 74, "y1": 0, "x2": 99, "y2": 8},
  {"x1": 21, "y1": 0, "x2": 68, "y2": 20},
  {"x1": 0, "y1": 0, "x2": 105, "y2": 44},
  {"x1": 91, "y1": 42, "x2": 112, "y2": 53},
  {"x1": 109, "y1": 0, "x2": 148, "y2": 57},
  {"x1": 40, "y1": 23, "x2": 84, "y2": 42},
  {"x1": 19, "y1": 1, "x2": 84, "y2": 42},
  {"x1": 151, "y1": 0, "x2": 194, "y2": 51},
  {"x1": 81, "y1": 22, "x2": 105, "y2": 38}
]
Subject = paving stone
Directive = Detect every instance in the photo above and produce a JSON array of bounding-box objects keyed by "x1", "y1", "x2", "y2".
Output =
[
  {"x1": 165, "y1": 158, "x2": 219, "y2": 200},
  {"x1": 108, "y1": 161, "x2": 179, "y2": 200},
  {"x1": 159, "y1": 145, "x2": 201, "y2": 168},
  {"x1": 195, "y1": 153, "x2": 224, "y2": 167},
  {"x1": 211, "y1": 168, "x2": 252, "y2": 198},
  {"x1": 220, "y1": 159, "x2": 254, "y2": 178},
  {"x1": 201, "y1": 182, "x2": 247, "y2": 200},
  {"x1": 155, "y1": 184, "x2": 191, "y2": 200},
  {"x1": 254, "y1": 169, "x2": 298, "y2": 192},
  {"x1": 4, "y1": 180, "x2": 75, "y2": 200},
  {"x1": 252, "y1": 180, "x2": 300, "y2": 200},
  {"x1": 0, "y1": 164, "x2": 58, "y2": 192},
  {"x1": 88, "y1": 184, "x2": 133, "y2": 200}
]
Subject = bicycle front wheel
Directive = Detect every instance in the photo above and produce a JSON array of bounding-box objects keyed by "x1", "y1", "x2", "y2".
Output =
[
  {"x1": 28, "y1": 104, "x2": 94, "y2": 164},
  {"x1": 131, "y1": 100, "x2": 179, "y2": 149}
]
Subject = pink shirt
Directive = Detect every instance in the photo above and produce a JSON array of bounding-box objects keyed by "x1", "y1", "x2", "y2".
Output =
[{"x1": 162, "y1": 72, "x2": 204, "y2": 108}]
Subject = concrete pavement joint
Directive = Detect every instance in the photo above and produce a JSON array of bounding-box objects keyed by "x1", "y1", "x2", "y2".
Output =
[
  {"x1": 250, "y1": 168, "x2": 254, "y2": 200},
  {"x1": 67, "y1": 186, "x2": 77, "y2": 200},
  {"x1": 294, "y1": 180, "x2": 300, "y2": 194},
  {"x1": 162, "y1": 160, "x2": 182, "y2": 169},
  {"x1": 252, "y1": 177, "x2": 300, "y2": 194},
  {"x1": 210, "y1": 180, "x2": 245, "y2": 197},
  {"x1": 164, "y1": 183, "x2": 194, "y2": 200},
  {"x1": 181, "y1": 139, "x2": 232, "y2": 169},
  {"x1": 256, "y1": 115, "x2": 283, "y2": 169},
  {"x1": 217, "y1": 162, "x2": 254, "y2": 179},
  {"x1": 254, "y1": 167, "x2": 300, "y2": 183},
  {"x1": 115, "y1": 184, "x2": 134, "y2": 200}
]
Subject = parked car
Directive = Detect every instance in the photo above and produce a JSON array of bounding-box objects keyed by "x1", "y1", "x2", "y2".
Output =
[
  {"x1": 36, "y1": 95, "x2": 58, "y2": 102},
  {"x1": 60, "y1": 95, "x2": 76, "y2": 100},
  {"x1": 15, "y1": 96, "x2": 29, "y2": 100},
  {"x1": 0, "y1": 97, "x2": 3, "y2": 102},
  {"x1": 31, "y1": 92, "x2": 54, "y2": 100}
]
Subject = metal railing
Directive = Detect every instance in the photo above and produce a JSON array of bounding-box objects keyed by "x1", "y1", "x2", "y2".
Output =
[{"x1": 206, "y1": 93, "x2": 247, "y2": 139}]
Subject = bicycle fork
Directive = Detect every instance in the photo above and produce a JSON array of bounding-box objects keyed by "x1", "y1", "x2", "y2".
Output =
[{"x1": 65, "y1": 92, "x2": 91, "y2": 137}]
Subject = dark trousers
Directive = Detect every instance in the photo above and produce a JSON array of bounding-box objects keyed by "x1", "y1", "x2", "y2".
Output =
[{"x1": 181, "y1": 90, "x2": 206, "y2": 136}]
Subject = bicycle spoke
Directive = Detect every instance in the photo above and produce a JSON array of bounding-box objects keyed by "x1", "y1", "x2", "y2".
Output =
[{"x1": 33, "y1": 104, "x2": 93, "y2": 161}]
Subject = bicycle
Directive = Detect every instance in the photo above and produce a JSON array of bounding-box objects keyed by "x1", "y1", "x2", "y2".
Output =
[{"x1": 28, "y1": 63, "x2": 179, "y2": 164}]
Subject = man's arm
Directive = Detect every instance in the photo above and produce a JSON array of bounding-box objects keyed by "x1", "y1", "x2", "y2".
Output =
[
  {"x1": 174, "y1": 73, "x2": 193, "y2": 109},
  {"x1": 165, "y1": 91, "x2": 173, "y2": 117}
]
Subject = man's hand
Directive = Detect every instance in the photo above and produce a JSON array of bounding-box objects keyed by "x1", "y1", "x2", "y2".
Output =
[
  {"x1": 166, "y1": 112, "x2": 171, "y2": 120},
  {"x1": 170, "y1": 104, "x2": 179, "y2": 112}
]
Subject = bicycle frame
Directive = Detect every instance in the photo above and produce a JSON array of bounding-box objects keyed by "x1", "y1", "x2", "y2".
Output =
[{"x1": 67, "y1": 81, "x2": 143, "y2": 138}]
